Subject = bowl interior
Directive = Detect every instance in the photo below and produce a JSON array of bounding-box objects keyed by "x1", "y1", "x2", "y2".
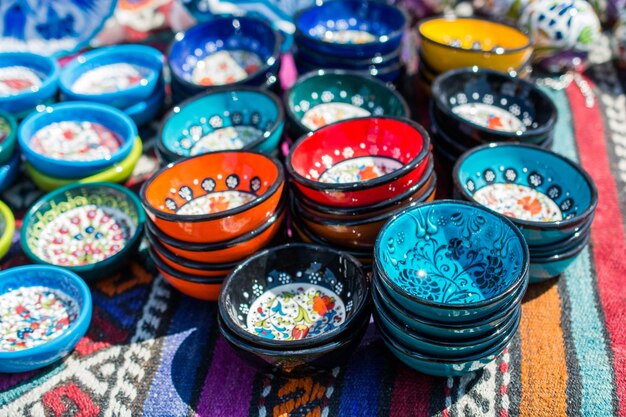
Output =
[
  {"x1": 376, "y1": 201, "x2": 526, "y2": 306},
  {"x1": 222, "y1": 245, "x2": 367, "y2": 342},
  {"x1": 0, "y1": 53, "x2": 56, "y2": 97},
  {"x1": 161, "y1": 89, "x2": 281, "y2": 157},
  {"x1": 456, "y1": 145, "x2": 594, "y2": 223}
]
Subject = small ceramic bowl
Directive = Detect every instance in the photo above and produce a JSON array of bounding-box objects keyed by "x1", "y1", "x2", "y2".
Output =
[
  {"x1": 285, "y1": 70, "x2": 409, "y2": 138},
  {"x1": 294, "y1": 0, "x2": 407, "y2": 58},
  {"x1": 18, "y1": 102, "x2": 138, "y2": 179},
  {"x1": 21, "y1": 182, "x2": 146, "y2": 281},
  {"x1": 452, "y1": 143, "x2": 598, "y2": 246},
  {"x1": 287, "y1": 117, "x2": 430, "y2": 207},
  {"x1": 219, "y1": 243, "x2": 370, "y2": 349},
  {"x1": 0, "y1": 200, "x2": 15, "y2": 260},
  {"x1": 528, "y1": 215, "x2": 592, "y2": 257},
  {"x1": 0, "y1": 52, "x2": 60, "y2": 117},
  {"x1": 295, "y1": 44, "x2": 402, "y2": 71},
  {"x1": 158, "y1": 86, "x2": 284, "y2": 161},
  {"x1": 0, "y1": 110, "x2": 17, "y2": 165},
  {"x1": 0, "y1": 265, "x2": 92, "y2": 373},
  {"x1": 59, "y1": 44, "x2": 164, "y2": 109},
  {"x1": 294, "y1": 55, "x2": 404, "y2": 83},
  {"x1": 140, "y1": 151, "x2": 285, "y2": 243},
  {"x1": 0, "y1": 149, "x2": 20, "y2": 193},
  {"x1": 375, "y1": 200, "x2": 529, "y2": 322},
  {"x1": 123, "y1": 82, "x2": 165, "y2": 127},
  {"x1": 168, "y1": 17, "x2": 281, "y2": 93},
  {"x1": 418, "y1": 17, "x2": 532, "y2": 74},
  {"x1": 25, "y1": 137, "x2": 143, "y2": 192},
  {"x1": 432, "y1": 68, "x2": 557, "y2": 145},
  {"x1": 529, "y1": 232, "x2": 591, "y2": 283}
]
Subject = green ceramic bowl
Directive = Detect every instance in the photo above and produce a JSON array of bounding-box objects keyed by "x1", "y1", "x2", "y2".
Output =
[
  {"x1": 0, "y1": 200, "x2": 15, "y2": 260},
  {"x1": 0, "y1": 111, "x2": 17, "y2": 166},
  {"x1": 21, "y1": 182, "x2": 146, "y2": 282},
  {"x1": 285, "y1": 69, "x2": 410, "y2": 139}
]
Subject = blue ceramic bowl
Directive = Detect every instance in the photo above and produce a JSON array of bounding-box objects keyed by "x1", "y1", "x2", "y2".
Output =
[
  {"x1": 294, "y1": 55, "x2": 404, "y2": 83},
  {"x1": 0, "y1": 149, "x2": 19, "y2": 193},
  {"x1": 529, "y1": 232, "x2": 591, "y2": 283},
  {"x1": 18, "y1": 102, "x2": 138, "y2": 179},
  {"x1": 168, "y1": 17, "x2": 281, "y2": 94},
  {"x1": 294, "y1": 0, "x2": 407, "y2": 58},
  {"x1": 0, "y1": 265, "x2": 92, "y2": 373},
  {"x1": 295, "y1": 44, "x2": 402, "y2": 70},
  {"x1": 0, "y1": 110, "x2": 17, "y2": 165},
  {"x1": 528, "y1": 215, "x2": 592, "y2": 257},
  {"x1": 375, "y1": 200, "x2": 529, "y2": 322},
  {"x1": 59, "y1": 45, "x2": 164, "y2": 109},
  {"x1": 158, "y1": 86, "x2": 284, "y2": 161},
  {"x1": 122, "y1": 81, "x2": 165, "y2": 127},
  {"x1": 453, "y1": 143, "x2": 598, "y2": 246},
  {"x1": 0, "y1": 52, "x2": 59, "y2": 117}
]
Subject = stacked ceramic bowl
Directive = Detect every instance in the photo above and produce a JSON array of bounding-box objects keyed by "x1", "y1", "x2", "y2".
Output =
[
  {"x1": 287, "y1": 117, "x2": 435, "y2": 267},
  {"x1": 218, "y1": 244, "x2": 371, "y2": 375},
  {"x1": 292, "y1": 0, "x2": 408, "y2": 82},
  {"x1": 0, "y1": 111, "x2": 19, "y2": 193},
  {"x1": 430, "y1": 68, "x2": 558, "y2": 163},
  {"x1": 373, "y1": 200, "x2": 529, "y2": 377},
  {"x1": 168, "y1": 16, "x2": 281, "y2": 103},
  {"x1": 59, "y1": 45, "x2": 165, "y2": 128},
  {"x1": 18, "y1": 102, "x2": 142, "y2": 191},
  {"x1": 453, "y1": 143, "x2": 598, "y2": 283},
  {"x1": 140, "y1": 151, "x2": 286, "y2": 300}
]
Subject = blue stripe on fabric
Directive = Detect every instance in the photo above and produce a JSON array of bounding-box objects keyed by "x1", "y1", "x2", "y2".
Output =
[{"x1": 0, "y1": 364, "x2": 65, "y2": 407}]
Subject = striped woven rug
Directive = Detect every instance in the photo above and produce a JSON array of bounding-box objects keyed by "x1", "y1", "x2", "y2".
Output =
[{"x1": 0, "y1": 60, "x2": 624, "y2": 417}]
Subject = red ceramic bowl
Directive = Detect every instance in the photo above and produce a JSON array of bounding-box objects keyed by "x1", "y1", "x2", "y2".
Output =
[
  {"x1": 286, "y1": 117, "x2": 430, "y2": 207},
  {"x1": 140, "y1": 151, "x2": 285, "y2": 243}
]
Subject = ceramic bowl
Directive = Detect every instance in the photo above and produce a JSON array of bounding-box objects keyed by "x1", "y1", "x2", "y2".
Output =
[
  {"x1": 432, "y1": 68, "x2": 557, "y2": 145},
  {"x1": 0, "y1": 265, "x2": 92, "y2": 373},
  {"x1": 168, "y1": 17, "x2": 281, "y2": 93},
  {"x1": 287, "y1": 117, "x2": 430, "y2": 207},
  {"x1": 452, "y1": 143, "x2": 598, "y2": 246},
  {"x1": 294, "y1": 0, "x2": 407, "y2": 58},
  {"x1": 0, "y1": 110, "x2": 17, "y2": 165},
  {"x1": 59, "y1": 44, "x2": 164, "y2": 109},
  {"x1": 25, "y1": 137, "x2": 143, "y2": 192},
  {"x1": 295, "y1": 44, "x2": 402, "y2": 71},
  {"x1": 294, "y1": 56, "x2": 404, "y2": 83},
  {"x1": 219, "y1": 243, "x2": 370, "y2": 349},
  {"x1": 418, "y1": 17, "x2": 532, "y2": 74},
  {"x1": 140, "y1": 151, "x2": 285, "y2": 243},
  {"x1": 0, "y1": 149, "x2": 19, "y2": 193},
  {"x1": 123, "y1": 82, "x2": 165, "y2": 127},
  {"x1": 0, "y1": 200, "x2": 15, "y2": 260},
  {"x1": 158, "y1": 86, "x2": 284, "y2": 161},
  {"x1": 528, "y1": 215, "x2": 592, "y2": 257},
  {"x1": 375, "y1": 200, "x2": 529, "y2": 322},
  {"x1": 529, "y1": 232, "x2": 591, "y2": 283},
  {"x1": 21, "y1": 182, "x2": 146, "y2": 281},
  {"x1": 18, "y1": 102, "x2": 138, "y2": 179},
  {"x1": 0, "y1": 52, "x2": 60, "y2": 117},
  {"x1": 285, "y1": 70, "x2": 409, "y2": 138}
]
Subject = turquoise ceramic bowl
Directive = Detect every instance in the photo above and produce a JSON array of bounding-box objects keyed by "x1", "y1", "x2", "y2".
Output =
[
  {"x1": 123, "y1": 80, "x2": 165, "y2": 127},
  {"x1": 158, "y1": 86, "x2": 284, "y2": 161},
  {"x1": 453, "y1": 143, "x2": 598, "y2": 246},
  {"x1": 0, "y1": 111, "x2": 17, "y2": 165},
  {"x1": 528, "y1": 215, "x2": 592, "y2": 257},
  {"x1": 375, "y1": 200, "x2": 529, "y2": 322},
  {"x1": 0, "y1": 149, "x2": 20, "y2": 193},
  {"x1": 529, "y1": 232, "x2": 591, "y2": 283}
]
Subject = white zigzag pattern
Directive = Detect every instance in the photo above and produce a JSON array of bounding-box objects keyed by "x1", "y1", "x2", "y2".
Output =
[{"x1": 449, "y1": 360, "x2": 498, "y2": 417}]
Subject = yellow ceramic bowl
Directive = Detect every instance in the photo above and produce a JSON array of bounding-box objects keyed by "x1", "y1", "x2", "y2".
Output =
[
  {"x1": 0, "y1": 200, "x2": 14, "y2": 260},
  {"x1": 26, "y1": 137, "x2": 143, "y2": 192},
  {"x1": 418, "y1": 17, "x2": 532, "y2": 74}
]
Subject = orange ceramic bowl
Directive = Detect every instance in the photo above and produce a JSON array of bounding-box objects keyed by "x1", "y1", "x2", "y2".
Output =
[{"x1": 140, "y1": 151, "x2": 285, "y2": 243}]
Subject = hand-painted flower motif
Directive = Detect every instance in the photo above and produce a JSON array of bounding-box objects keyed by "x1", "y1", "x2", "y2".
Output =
[
  {"x1": 452, "y1": 102, "x2": 526, "y2": 133},
  {"x1": 318, "y1": 156, "x2": 402, "y2": 184},
  {"x1": 0, "y1": 66, "x2": 42, "y2": 97},
  {"x1": 320, "y1": 29, "x2": 376, "y2": 44},
  {"x1": 175, "y1": 191, "x2": 256, "y2": 215},
  {"x1": 71, "y1": 63, "x2": 150, "y2": 94},
  {"x1": 472, "y1": 183, "x2": 563, "y2": 222},
  {"x1": 191, "y1": 50, "x2": 262, "y2": 86},
  {"x1": 301, "y1": 102, "x2": 370, "y2": 131}
]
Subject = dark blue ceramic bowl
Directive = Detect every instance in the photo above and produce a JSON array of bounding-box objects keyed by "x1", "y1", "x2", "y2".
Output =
[
  {"x1": 295, "y1": 44, "x2": 402, "y2": 70},
  {"x1": 294, "y1": 0, "x2": 407, "y2": 58},
  {"x1": 529, "y1": 232, "x2": 591, "y2": 283},
  {"x1": 375, "y1": 200, "x2": 529, "y2": 322},
  {"x1": 453, "y1": 143, "x2": 598, "y2": 246}
]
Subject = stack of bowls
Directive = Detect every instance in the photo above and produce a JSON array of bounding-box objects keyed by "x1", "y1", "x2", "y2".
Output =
[
  {"x1": 453, "y1": 143, "x2": 598, "y2": 283},
  {"x1": 18, "y1": 102, "x2": 141, "y2": 191},
  {"x1": 0, "y1": 111, "x2": 19, "y2": 193},
  {"x1": 417, "y1": 16, "x2": 533, "y2": 90},
  {"x1": 292, "y1": 0, "x2": 408, "y2": 82},
  {"x1": 168, "y1": 16, "x2": 281, "y2": 103},
  {"x1": 373, "y1": 200, "x2": 529, "y2": 377},
  {"x1": 218, "y1": 244, "x2": 371, "y2": 375},
  {"x1": 287, "y1": 117, "x2": 434, "y2": 267},
  {"x1": 157, "y1": 86, "x2": 285, "y2": 164},
  {"x1": 0, "y1": 200, "x2": 15, "y2": 260},
  {"x1": 430, "y1": 68, "x2": 558, "y2": 163},
  {"x1": 140, "y1": 151, "x2": 286, "y2": 300},
  {"x1": 59, "y1": 45, "x2": 165, "y2": 127}
]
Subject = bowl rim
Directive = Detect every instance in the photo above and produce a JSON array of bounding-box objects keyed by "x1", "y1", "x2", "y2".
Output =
[
  {"x1": 20, "y1": 181, "x2": 146, "y2": 273},
  {"x1": 286, "y1": 116, "x2": 429, "y2": 192},
  {"x1": 218, "y1": 242, "x2": 370, "y2": 349},
  {"x1": 294, "y1": 42, "x2": 403, "y2": 66},
  {"x1": 529, "y1": 230, "x2": 591, "y2": 263},
  {"x1": 148, "y1": 246, "x2": 226, "y2": 284},
  {"x1": 452, "y1": 142, "x2": 599, "y2": 230},
  {"x1": 0, "y1": 265, "x2": 92, "y2": 360},
  {"x1": 374, "y1": 199, "x2": 530, "y2": 310},
  {"x1": 529, "y1": 215, "x2": 592, "y2": 253},
  {"x1": 140, "y1": 150, "x2": 284, "y2": 223},
  {"x1": 0, "y1": 199, "x2": 15, "y2": 258},
  {"x1": 0, "y1": 52, "x2": 60, "y2": 101},
  {"x1": 157, "y1": 85, "x2": 285, "y2": 161},
  {"x1": 290, "y1": 217, "x2": 374, "y2": 258},
  {"x1": 431, "y1": 67, "x2": 558, "y2": 139}
]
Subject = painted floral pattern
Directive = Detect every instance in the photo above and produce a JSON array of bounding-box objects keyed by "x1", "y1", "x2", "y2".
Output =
[
  {"x1": 35, "y1": 205, "x2": 135, "y2": 267},
  {"x1": 71, "y1": 63, "x2": 150, "y2": 94},
  {"x1": 176, "y1": 190, "x2": 256, "y2": 215},
  {"x1": 301, "y1": 102, "x2": 371, "y2": 131},
  {"x1": 452, "y1": 103, "x2": 526, "y2": 132},
  {"x1": 0, "y1": 286, "x2": 79, "y2": 352},
  {"x1": 246, "y1": 283, "x2": 346, "y2": 340},
  {"x1": 0, "y1": 66, "x2": 42, "y2": 96},
  {"x1": 318, "y1": 156, "x2": 403, "y2": 183},
  {"x1": 473, "y1": 183, "x2": 563, "y2": 222},
  {"x1": 30, "y1": 121, "x2": 123, "y2": 161},
  {"x1": 322, "y1": 29, "x2": 376, "y2": 44},
  {"x1": 191, "y1": 50, "x2": 262, "y2": 86},
  {"x1": 188, "y1": 126, "x2": 263, "y2": 155}
]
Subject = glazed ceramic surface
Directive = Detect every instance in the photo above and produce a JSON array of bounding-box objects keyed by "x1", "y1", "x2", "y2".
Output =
[
  {"x1": 0, "y1": 110, "x2": 16, "y2": 165},
  {"x1": 0, "y1": 65, "x2": 42, "y2": 96},
  {"x1": 72, "y1": 63, "x2": 149, "y2": 94},
  {"x1": 529, "y1": 233, "x2": 590, "y2": 282}
]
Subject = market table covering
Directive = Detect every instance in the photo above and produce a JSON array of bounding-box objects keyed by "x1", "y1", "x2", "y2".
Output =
[{"x1": 0, "y1": 61, "x2": 625, "y2": 417}]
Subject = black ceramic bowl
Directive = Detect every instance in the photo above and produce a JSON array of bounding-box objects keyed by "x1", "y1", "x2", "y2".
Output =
[{"x1": 218, "y1": 243, "x2": 371, "y2": 350}]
